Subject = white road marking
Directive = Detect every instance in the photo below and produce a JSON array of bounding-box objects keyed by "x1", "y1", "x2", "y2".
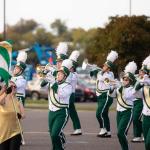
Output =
[
  {"x1": 67, "y1": 141, "x2": 88, "y2": 144},
  {"x1": 24, "y1": 131, "x2": 97, "y2": 135}
]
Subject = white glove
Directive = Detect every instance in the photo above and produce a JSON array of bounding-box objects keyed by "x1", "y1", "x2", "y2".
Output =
[
  {"x1": 45, "y1": 65, "x2": 56, "y2": 75},
  {"x1": 45, "y1": 72, "x2": 55, "y2": 84},
  {"x1": 10, "y1": 77, "x2": 17, "y2": 84},
  {"x1": 139, "y1": 74, "x2": 150, "y2": 85}
]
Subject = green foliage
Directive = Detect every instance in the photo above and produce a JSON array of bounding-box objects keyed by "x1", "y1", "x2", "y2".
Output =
[
  {"x1": 85, "y1": 15, "x2": 150, "y2": 71},
  {"x1": 4, "y1": 16, "x2": 150, "y2": 73},
  {"x1": 0, "y1": 34, "x2": 3, "y2": 41},
  {"x1": 8, "y1": 19, "x2": 38, "y2": 34},
  {"x1": 34, "y1": 28, "x2": 54, "y2": 45},
  {"x1": 50, "y1": 19, "x2": 68, "y2": 36}
]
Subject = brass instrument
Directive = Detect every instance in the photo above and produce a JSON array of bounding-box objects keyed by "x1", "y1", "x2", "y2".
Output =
[
  {"x1": 104, "y1": 78, "x2": 122, "y2": 89},
  {"x1": 36, "y1": 63, "x2": 56, "y2": 77},
  {"x1": 82, "y1": 59, "x2": 101, "y2": 71},
  {"x1": 82, "y1": 59, "x2": 121, "y2": 87}
]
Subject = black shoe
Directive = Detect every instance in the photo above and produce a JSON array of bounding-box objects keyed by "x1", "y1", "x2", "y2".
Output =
[
  {"x1": 97, "y1": 132, "x2": 107, "y2": 137},
  {"x1": 97, "y1": 133, "x2": 111, "y2": 138}
]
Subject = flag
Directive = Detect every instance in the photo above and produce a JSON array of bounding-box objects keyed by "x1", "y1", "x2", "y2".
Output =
[{"x1": 0, "y1": 41, "x2": 12, "y2": 85}]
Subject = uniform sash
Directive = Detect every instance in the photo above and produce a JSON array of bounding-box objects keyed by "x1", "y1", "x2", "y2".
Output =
[
  {"x1": 143, "y1": 86, "x2": 150, "y2": 109},
  {"x1": 96, "y1": 80, "x2": 109, "y2": 94},
  {"x1": 49, "y1": 85, "x2": 69, "y2": 108},
  {"x1": 117, "y1": 87, "x2": 132, "y2": 109}
]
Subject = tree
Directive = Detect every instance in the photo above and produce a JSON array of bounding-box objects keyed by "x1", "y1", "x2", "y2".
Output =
[
  {"x1": 34, "y1": 28, "x2": 54, "y2": 45},
  {"x1": 106, "y1": 15, "x2": 150, "y2": 68},
  {"x1": 85, "y1": 15, "x2": 150, "y2": 71},
  {"x1": 8, "y1": 19, "x2": 38, "y2": 34},
  {"x1": 6, "y1": 19, "x2": 39, "y2": 49},
  {"x1": 50, "y1": 19, "x2": 68, "y2": 36}
]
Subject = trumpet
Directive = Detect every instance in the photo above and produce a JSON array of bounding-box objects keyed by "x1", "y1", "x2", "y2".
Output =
[
  {"x1": 104, "y1": 78, "x2": 121, "y2": 89},
  {"x1": 82, "y1": 59, "x2": 101, "y2": 71},
  {"x1": 36, "y1": 63, "x2": 56, "y2": 77}
]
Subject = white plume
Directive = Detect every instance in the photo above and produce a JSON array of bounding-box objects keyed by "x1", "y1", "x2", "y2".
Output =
[
  {"x1": 124, "y1": 61, "x2": 137, "y2": 74},
  {"x1": 61, "y1": 59, "x2": 73, "y2": 70},
  {"x1": 0, "y1": 41, "x2": 12, "y2": 47},
  {"x1": 69, "y1": 50, "x2": 80, "y2": 62},
  {"x1": 147, "y1": 62, "x2": 150, "y2": 70},
  {"x1": 56, "y1": 42, "x2": 68, "y2": 56},
  {"x1": 142, "y1": 55, "x2": 150, "y2": 66},
  {"x1": 16, "y1": 51, "x2": 27, "y2": 63},
  {"x1": 106, "y1": 50, "x2": 118, "y2": 62}
]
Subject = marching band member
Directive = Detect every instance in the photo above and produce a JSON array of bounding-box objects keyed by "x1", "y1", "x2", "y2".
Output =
[
  {"x1": 11, "y1": 51, "x2": 27, "y2": 108},
  {"x1": 141, "y1": 83, "x2": 150, "y2": 150},
  {"x1": 11, "y1": 51, "x2": 27, "y2": 145},
  {"x1": 56, "y1": 42, "x2": 68, "y2": 70},
  {"x1": 134, "y1": 57, "x2": 150, "y2": 150},
  {"x1": 91, "y1": 50, "x2": 118, "y2": 137},
  {"x1": 68, "y1": 50, "x2": 82, "y2": 135},
  {"x1": 131, "y1": 56, "x2": 150, "y2": 142},
  {"x1": 41, "y1": 42, "x2": 68, "y2": 87},
  {"x1": 45, "y1": 59, "x2": 73, "y2": 150},
  {"x1": 0, "y1": 80, "x2": 24, "y2": 150},
  {"x1": 109, "y1": 61, "x2": 137, "y2": 150}
]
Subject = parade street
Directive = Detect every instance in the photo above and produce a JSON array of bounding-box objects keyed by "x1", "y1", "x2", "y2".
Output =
[{"x1": 21, "y1": 108, "x2": 145, "y2": 150}]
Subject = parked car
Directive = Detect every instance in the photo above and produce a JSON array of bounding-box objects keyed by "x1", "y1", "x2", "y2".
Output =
[
  {"x1": 26, "y1": 78, "x2": 48, "y2": 100},
  {"x1": 77, "y1": 78, "x2": 96, "y2": 102},
  {"x1": 26, "y1": 77, "x2": 85, "y2": 102},
  {"x1": 26, "y1": 76, "x2": 96, "y2": 102}
]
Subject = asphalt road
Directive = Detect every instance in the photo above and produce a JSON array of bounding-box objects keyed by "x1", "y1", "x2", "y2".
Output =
[{"x1": 21, "y1": 108, "x2": 145, "y2": 150}]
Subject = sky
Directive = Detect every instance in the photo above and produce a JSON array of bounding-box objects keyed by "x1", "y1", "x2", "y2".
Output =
[{"x1": 0, "y1": 0, "x2": 150, "y2": 32}]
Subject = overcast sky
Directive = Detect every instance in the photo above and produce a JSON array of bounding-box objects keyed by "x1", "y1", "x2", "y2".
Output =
[{"x1": 0, "y1": 0, "x2": 150, "y2": 32}]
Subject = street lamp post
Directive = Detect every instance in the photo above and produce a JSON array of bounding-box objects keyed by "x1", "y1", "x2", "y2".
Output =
[
  {"x1": 3, "y1": 0, "x2": 6, "y2": 40},
  {"x1": 129, "y1": 0, "x2": 132, "y2": 16}
]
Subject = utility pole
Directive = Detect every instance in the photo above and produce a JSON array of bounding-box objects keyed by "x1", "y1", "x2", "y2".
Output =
[{"x1": 3, "y1": 0, "x2": 6, "y2": 40}]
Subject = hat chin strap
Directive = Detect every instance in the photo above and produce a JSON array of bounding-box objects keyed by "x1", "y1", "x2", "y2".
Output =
[
  {"x1": 123, "y1": 84, "x2": 130, "y2": 88},
  {"x1": 123, "y1": 80, "x2": 132, "y2": 87},
  {"x1": 58, "y1": 76, "x2": 67, "y2": 84},
  {"x1": 15, "y1": 69, "x2": 23, "y2": 76}
]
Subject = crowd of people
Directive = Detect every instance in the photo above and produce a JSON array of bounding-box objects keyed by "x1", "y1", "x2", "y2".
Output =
[{"x1": 0, "y1": 40, "x2": 150, "y2": 150}]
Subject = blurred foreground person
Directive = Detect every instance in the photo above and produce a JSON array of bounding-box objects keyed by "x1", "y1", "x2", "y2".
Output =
[{"x1": 0, "y1": 81, "x2": 25, "y2": 150}]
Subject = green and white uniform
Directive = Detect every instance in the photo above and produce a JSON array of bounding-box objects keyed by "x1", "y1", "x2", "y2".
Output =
[
  {"x1": 48, "y1": 81, "x2": 72, "y2": 150},
  {"x1": 132, "y1": 74, "x2": 150, "y2": 141},
  {"x1": 68, "y1": 72, "x2": 81, "y2": 130},
  {"x1": 11, "y1": 75, "x2": 27, "y2": 106},
  {"x1": 110, "y1": 86, "x2": 135, "y2": 150},
  {"x1": 95, "y1": 70, "x2": 114, "y2": 133},
  {"x1": 132, "y1": 77, "x2": 144, "y2": 139},
  {"x1": 137, "y1": 84, "x2": 150, "y2": 150}
]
